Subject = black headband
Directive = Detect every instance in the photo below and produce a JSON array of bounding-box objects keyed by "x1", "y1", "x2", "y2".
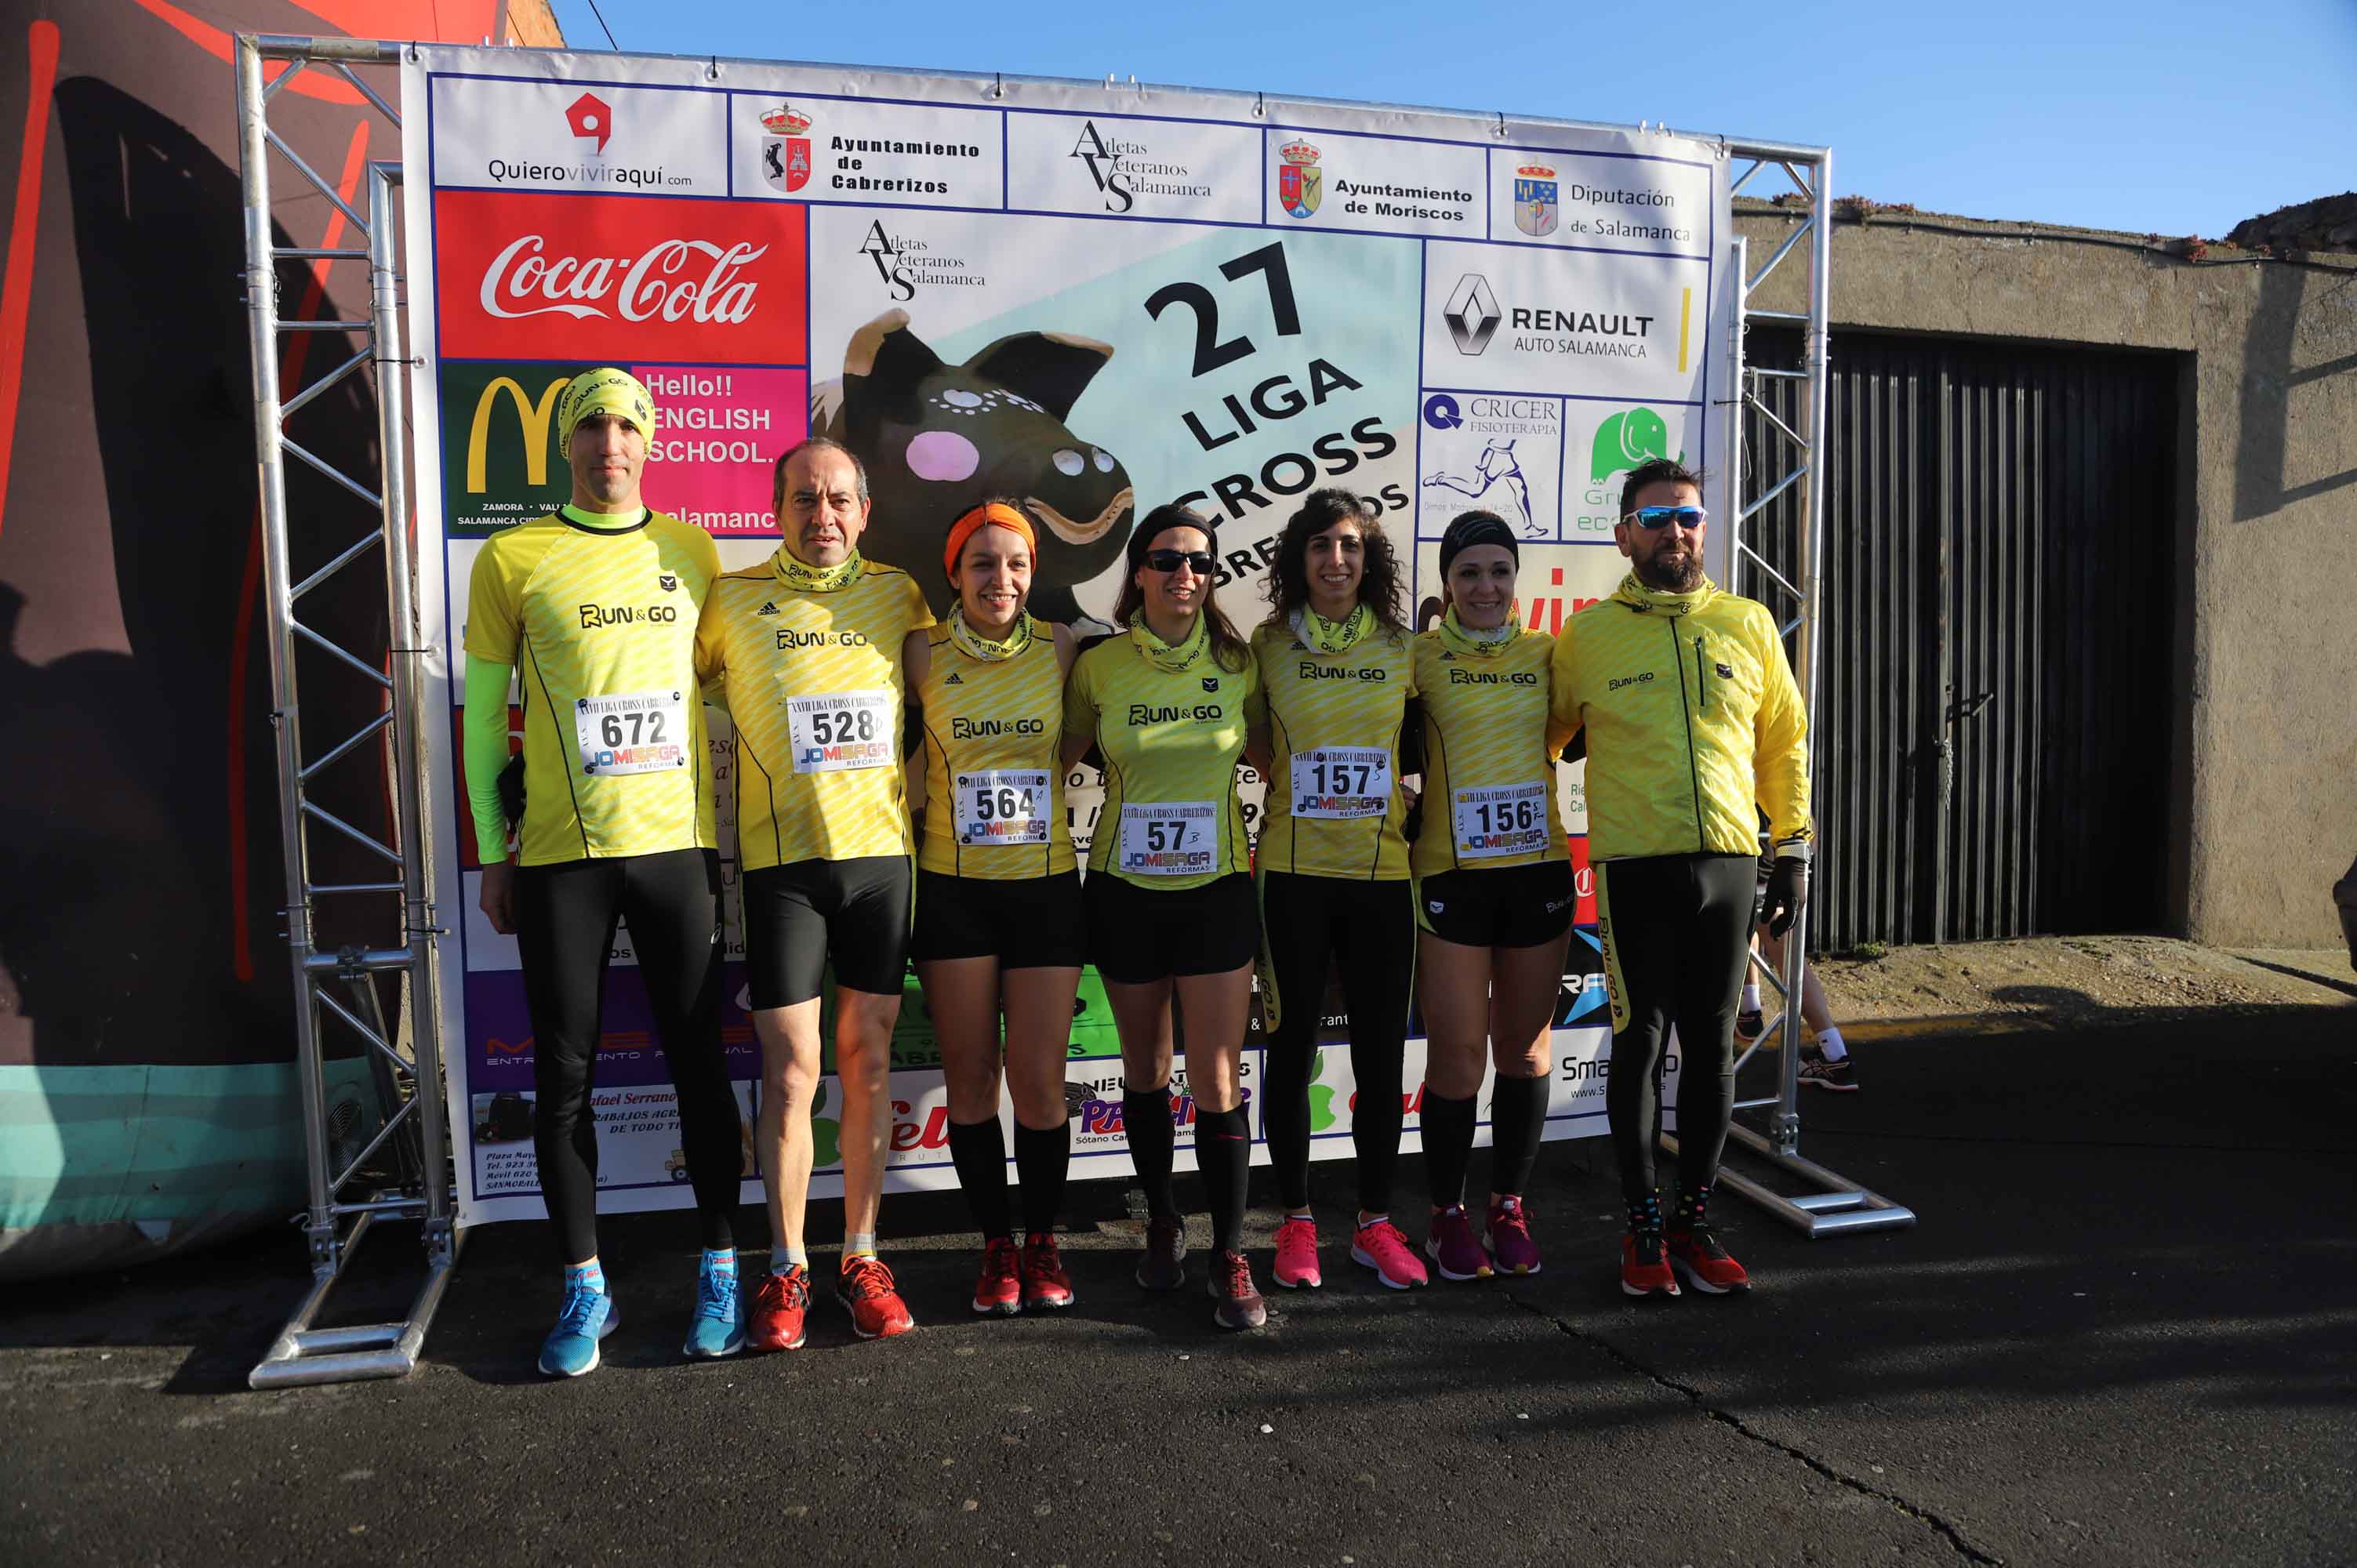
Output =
[{"x1": 1437, "y1": 514, "x2": 1520, "y2": 575}]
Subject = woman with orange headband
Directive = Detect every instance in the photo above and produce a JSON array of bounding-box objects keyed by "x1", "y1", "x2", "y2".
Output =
[{"x1": 903, "y1": 499, "x2": 1085, "y2": 1316}]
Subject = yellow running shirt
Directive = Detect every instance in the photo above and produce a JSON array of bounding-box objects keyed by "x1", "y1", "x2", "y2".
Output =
[
  {"x1": 463, "y1": 508, "x2": 719, "y2": 868},
  {"x1": 1248, "y1": 618, "x2": 1416, "y2": 880},
  {"x1": 695, "y1": 552, "x2": 934, "y2": 871},
  {"x1": 913, "y1": 620, "x2": 1076, "y2": 880},
  {"x1": 1062, "y1": 624, "x2": 1258, "y2": 891},
  {"x1": 1408, "y1": 621, "x2": 1576, "y2": 878}
]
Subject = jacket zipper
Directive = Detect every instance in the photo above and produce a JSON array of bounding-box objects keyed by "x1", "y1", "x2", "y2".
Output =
[
  {"x1": 1693, "y1": 635, "x2": 1709, "y2": 712},
  {"x1": 1667, "y1": 621, "x2": 1705, "y2": 853}
]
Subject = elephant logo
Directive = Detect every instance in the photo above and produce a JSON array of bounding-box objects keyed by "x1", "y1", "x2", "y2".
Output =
[
  {"x1": 1589, "y1": 407, "x2": 1685, "y2": 485},
  {"x1": 812, "y1": 310, "x2": 1136, "y2": 623}
]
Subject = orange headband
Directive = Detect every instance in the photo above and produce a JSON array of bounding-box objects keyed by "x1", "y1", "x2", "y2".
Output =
[{"x1": 942, "y1": 502, "x2": 1036, "y2": 580}]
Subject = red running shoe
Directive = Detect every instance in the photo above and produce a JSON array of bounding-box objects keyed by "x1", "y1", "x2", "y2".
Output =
[
  {"x1": 1619, "y1": 1232, "x2": 1680, "y2": 1299},
  {"x1": 1272, "y1": 1216, "x2": 1322, "y2": 1290},
  {"x1": 1487, "y1": 1196, "x2": 1542, "y2": 1276},
  {"x1": 1666, "y1": 1226, "x2": 1751, "y2": 1294},
  {"x1": 838, "y1": 1255, "x2": 917, "y2": 1338},
  {"x1": 748, "y1": 1264, "x2": 811, "y2": 1350},
  {"x1": 1019, "y1": 1233, "x2": 1074, "y2": 1311},
  {"x1": 971, "y1": 1237, "x2": 1022, "y2": 1316}
]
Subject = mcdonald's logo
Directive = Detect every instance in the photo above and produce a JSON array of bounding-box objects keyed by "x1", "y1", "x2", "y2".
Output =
[{"x1": 466, "y1": 374, "x2": 567, "y2": 493}]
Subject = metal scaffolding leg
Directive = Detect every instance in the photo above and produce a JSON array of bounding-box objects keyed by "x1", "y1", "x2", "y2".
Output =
[
  {"x1": 236, "y1": 34, "x2": 459, "y2": 1387},
  {"x1": 1701, "y1": 144, "x2": 1916, "y2": 1240}
]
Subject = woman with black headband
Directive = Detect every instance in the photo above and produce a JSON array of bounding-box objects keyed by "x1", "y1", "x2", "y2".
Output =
[
  {"x1": 1061, "y1": 503, "x2": 1267, "y2": 1330},
  {"x1": 1408, "y1": 510, "x2": 1578, "y2": 1281},
  {"x1": 1244, "y1": 488, "x2": 1428, "y2": 1293},
  {"x1": 906, "y1": 501, "x2": 1084, "y2": 1318}
]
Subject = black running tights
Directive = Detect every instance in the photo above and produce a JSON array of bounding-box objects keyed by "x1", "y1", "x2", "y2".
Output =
[
  {"x1": 514, "y1": 848, "x2": 741, "y2": 1262},
  {"x1": 1597, "y1": 853, "x2": 1756, "y2": 1207},
  {"x1": 1258, "y1": 873, "x2": 1415, "y2": 1214}
]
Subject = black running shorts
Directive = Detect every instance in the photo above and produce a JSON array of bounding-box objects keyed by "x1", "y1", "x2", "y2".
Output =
[
  {"x1": 911, "y1": 869, "x2": 1086, "y2": 969},
  {"x1": 741, "y1": 855, "x2": 913, "y2": 1007},
  {"x1": 1082, "y1": 870, "x2": 1259, "y2": 985},
  {"x1": 1414, "y1": 859, "x2": 1576, "y2": 949}
]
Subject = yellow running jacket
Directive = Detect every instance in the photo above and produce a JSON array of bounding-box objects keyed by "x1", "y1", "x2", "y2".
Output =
[{"x1": 1549, "y1": 573, "x2": 1813, "y2": 862}]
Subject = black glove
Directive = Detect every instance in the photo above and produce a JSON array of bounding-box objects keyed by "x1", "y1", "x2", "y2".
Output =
[{"x1": 1763, "y1": 855, "x2": 1809, "y2": 938}]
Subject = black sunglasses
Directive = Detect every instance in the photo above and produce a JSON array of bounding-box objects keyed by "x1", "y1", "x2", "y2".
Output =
[
  {"x1": 1625, "y1": 505, "x2": 1707, "y2": 531},
  {"x1": 1144, "y1": 548, "x2": 1216, "y2": 575}
]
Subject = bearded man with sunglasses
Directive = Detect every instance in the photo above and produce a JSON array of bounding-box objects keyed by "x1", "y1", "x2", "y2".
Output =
[{"x1": 1549, "y1": 458, "x2": 1812, "y2": 1300}]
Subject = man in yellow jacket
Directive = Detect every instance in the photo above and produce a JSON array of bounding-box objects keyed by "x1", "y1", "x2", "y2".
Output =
[{"x1": 1550, "y1": 457, "x2": 1812, "y2": 1299}]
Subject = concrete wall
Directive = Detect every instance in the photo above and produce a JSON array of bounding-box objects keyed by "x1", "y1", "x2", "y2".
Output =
[{"x1": 1735, "y1": 203, "x2": 2357, "y2": 948}]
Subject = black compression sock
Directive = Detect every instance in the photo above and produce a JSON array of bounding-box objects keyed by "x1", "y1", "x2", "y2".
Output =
[
  {"x1": 1013, "y1": 1120, "x2": 1070, "y2": 1237},
  {"x1": 1628, "y1": 1190, "x2": 1665, "y2": 1236},
  {"x1": 1422, "y1": 1091, "x2": 1477, "y2": 1210},
  {"x1": 946, "y1": 1116, "x2": 1011, "y2": 1241},
  {"x1": 1196, "y1": 1106, "x2": 1251, "y2": 1254},
  {"x1": 1672, "y1": 1181, "x2": 1713, "y2": 1233},
  {"x1": 1122, "y1": 1086, "x2": 1178, "y2": 1221},
  {"x1": 1488, "y1": 1073, "x2": 1549, "y2": 1198}
]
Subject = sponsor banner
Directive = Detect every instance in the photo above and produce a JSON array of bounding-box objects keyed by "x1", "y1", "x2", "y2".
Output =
[
  {"x1": 1487, "y1": 144, "x2": 1713, "y2": 256},
  {"x1": 430, "y1": 76, "x2": 728, "y2": 195},
  {"x1": 1417, "y1": 390, "x2": 1566, "y2": 542},
  {"x1": 1421, "y1": 240, "x2": 1710, "y2": 406},
  {"x1": 433, "y1": 189, "x2": 807, "y2": 365},
  {"x1": 1571, "y1": 834, "x2": 1597, "y2": 924},
  {"x1": 1008, "y1": 112, "x2": 1262, "y2": 223},
  {"x1": 1268, "y1": 126, "x2": 1484, "y2": 238},
  {"x1": 728, "y1": 93, "x2": 1005, "y2": 208},
  {"x1": 405, "y1": 46, "x2": 1733, "y2": 1227}
]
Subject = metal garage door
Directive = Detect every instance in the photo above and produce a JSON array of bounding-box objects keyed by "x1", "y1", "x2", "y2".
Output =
[{"x1": 1741, "y1": 330, "x2": 2182, "y2": 948}]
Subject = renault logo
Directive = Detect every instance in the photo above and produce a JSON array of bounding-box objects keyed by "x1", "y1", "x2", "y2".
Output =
[{"x1": 1443, "y1": 273, "x2": 1502, "y2": 356}]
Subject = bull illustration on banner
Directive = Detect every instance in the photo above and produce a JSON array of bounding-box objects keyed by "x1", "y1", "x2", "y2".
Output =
[{"x1": 812, "y1": 310, "x2": 1136, "y2": 622}]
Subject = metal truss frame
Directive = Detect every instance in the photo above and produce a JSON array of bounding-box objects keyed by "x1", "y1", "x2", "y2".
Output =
[
  {"x1": 235, "y1": 34, "x2": 460, "y2": 1388},
  {"x1": 1705, "y1": 143, "x2": 1914, "y2": 1237}
]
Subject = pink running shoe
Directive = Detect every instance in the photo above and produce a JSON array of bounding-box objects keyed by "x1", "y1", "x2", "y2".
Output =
[
  {"x1": 1349, "y1": 1218, "x2": 1429, "y2": 1290},
  {"x1": 1487, "y1": 1196, "x2": 1542, "y2": 1276},
  {"x1": 1425, "y1": 1203, "x2": 1493, "y2": 1281},
  {"x1": 1272, "y1": 1215, "x2": 1321, "y2": 1289}
]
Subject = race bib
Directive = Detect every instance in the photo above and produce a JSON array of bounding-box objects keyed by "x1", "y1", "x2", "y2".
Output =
[
  {"x1": 1287, "y1": 746, "x2": 1392, "y2": 820},
  {"x1": 953, "y1": 768, "x2": 1051, "y2": 847},
  {"x1": 1451, "y1": 781, "x2": 1549, "y2": 859},
  {"x1": 788, "y1": 690, "x2": 895, "y2": 774},
  {"x1": 574, "y1": 690, "x2": 688, "y2": 777},
  {"x1": 1119, "y1": 800, "x2": 1218, "y2": 877}
]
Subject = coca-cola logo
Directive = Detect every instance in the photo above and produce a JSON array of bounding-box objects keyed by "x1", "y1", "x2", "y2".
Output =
[{"x1": 479, "y1": 235, "x2": 766, "y2": 325}]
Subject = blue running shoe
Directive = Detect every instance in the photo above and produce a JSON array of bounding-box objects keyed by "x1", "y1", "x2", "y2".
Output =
[
  {"x1": 682, "y1": 1251, "x2": 745, "y2": 1359},
  {"x1": 537, "y1": 1281, "x2": 619, "y2": 1377}
]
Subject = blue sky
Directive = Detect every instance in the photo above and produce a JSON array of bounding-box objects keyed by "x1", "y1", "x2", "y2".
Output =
[{"x1": 541, "y1": 0, "x2": 2356, "y2": 238}]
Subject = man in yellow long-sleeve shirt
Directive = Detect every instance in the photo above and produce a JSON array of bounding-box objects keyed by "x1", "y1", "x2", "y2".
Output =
[{"x1": 1549, "y1": 457, "x2": 1812, "y2": 1300}]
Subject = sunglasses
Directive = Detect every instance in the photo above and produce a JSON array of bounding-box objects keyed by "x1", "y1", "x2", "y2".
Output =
[
  {"x1": 1625, "y1": 506, "x2": 1708, "y2": 531},
  {"x1": 1144, "y1": 548, "x2": 1217, "y2": 575}
]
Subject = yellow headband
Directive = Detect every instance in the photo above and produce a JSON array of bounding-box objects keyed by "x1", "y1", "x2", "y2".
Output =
[{"x1": 555, "y1": 367, "x2": 657, "y2": 449}]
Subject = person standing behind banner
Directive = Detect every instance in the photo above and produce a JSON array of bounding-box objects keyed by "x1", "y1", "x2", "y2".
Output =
[
  {"x1": 696, "y1": 437, "x2": 935, "y2": 1348},
  {"x1": 1061, "y1": 504, "x2": 1266, "y2": 1330},
  {"x1": 906, "y1": 501, "x2": 1084, "y2": 1318},
  {"x1": 1408, "y1": 511, "x2": 1579, "y2": 1283},
  {"x1": 464, "y1": 368, "x2": 747, "y2": 1377},
  {"x1": 1243, "y1": 489, "x2": 1429, "y2": 1293},
  {"x1": 1550, "y1": 457, "x2": 1811, "y2": 1300}
]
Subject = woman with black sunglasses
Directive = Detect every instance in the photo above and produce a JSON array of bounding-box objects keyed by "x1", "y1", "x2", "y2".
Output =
[
  {"x1": 1409, "y1": 510, "x2": 1579, "y2": 1283},
  {"x1": 1061, "y1": 503, "x2": 1267, "y2": 1329}
]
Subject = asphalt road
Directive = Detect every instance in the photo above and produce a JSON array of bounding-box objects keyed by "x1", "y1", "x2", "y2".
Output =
[{"x1": 5, "y1": 1003, "x2": 2353, "y2": 1567}]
